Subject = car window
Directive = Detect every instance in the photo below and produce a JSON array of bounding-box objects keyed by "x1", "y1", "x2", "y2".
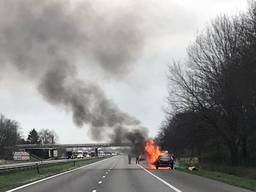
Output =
[{"x1": 159, "y1": 156, "x2": 171, "y2": 160}]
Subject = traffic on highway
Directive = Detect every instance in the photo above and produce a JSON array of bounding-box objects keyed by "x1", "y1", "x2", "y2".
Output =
[{"x1": 1, "y1": 0, "x2": 256, "y2": 191}]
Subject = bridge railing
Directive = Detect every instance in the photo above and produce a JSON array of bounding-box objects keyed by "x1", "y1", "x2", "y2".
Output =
[{"x1": 15, "y1": 143, "x2": 131, "y2": 149}]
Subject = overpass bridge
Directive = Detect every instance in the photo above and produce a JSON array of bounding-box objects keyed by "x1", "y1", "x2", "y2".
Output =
[{"x1": 16, "y1": 143, "x2": 130, "y2": 149}]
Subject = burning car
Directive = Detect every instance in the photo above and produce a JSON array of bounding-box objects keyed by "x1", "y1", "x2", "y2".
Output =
[
  {"x1": 144, "y1": 139, "x2": 175, "y2": 169},
  {"x1": 154, "y1": 154, "x2": 174, "y2": 169}
]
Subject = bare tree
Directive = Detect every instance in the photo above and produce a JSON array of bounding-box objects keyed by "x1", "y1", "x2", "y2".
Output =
[
  {"x1": 163, "y1": 2, "x2": 256, "y2": 166},
  {"x1": 0, "y1": 114, "x2": 23, "y2": 159},
  {"x1": 39, "y1": 129, "x2": 58, "y2": 144}
]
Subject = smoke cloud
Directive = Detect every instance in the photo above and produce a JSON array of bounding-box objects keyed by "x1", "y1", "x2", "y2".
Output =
[{"x1": 0, "y1": 0, "x2": 147, "y2": 142}]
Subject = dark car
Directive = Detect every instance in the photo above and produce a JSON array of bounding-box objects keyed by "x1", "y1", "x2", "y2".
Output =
[{"x1": 154, "y1": 155, "x2": 174, "y2": 169}]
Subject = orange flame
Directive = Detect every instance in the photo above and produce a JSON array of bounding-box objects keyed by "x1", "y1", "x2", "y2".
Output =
[{"x1": 144, "y1": 138, "x2": 166, "y2": 169}]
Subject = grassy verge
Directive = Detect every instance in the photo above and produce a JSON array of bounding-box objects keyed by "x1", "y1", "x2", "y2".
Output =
[
  {"x1": 177, "y1": 158, "x2": 256, "y2": 191},
  {"x1": 0, "y1": 157, "x2": 108, "y2": 192}
]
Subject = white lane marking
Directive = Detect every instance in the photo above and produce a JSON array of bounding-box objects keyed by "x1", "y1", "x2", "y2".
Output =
[
  {"x1": 92, "y1": 190, "x2": 97, "y2": 192},
  {"x1": 138, "y1": 164, "x2": 183, "y2": 192},
  {"x1": 102, "y1": 175, "x2": 106, "y2": 178},
  {"x1": 98, "y1": 181, "x2": 102, "y2": 184},
  {"x1": 7, "y1": 157, "x2": 115, "y2": 192}
]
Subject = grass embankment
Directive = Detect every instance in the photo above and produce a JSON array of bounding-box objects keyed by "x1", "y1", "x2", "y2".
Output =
[
  {"x1": 0, "y1": 160, "x2": 36, "y2": 165},
  {"x1": 177, "y1": 158, "x2": 256, "y2": 191},
  {"x1": 0, "y1": 157, "x2": 107, "y2": 192}
]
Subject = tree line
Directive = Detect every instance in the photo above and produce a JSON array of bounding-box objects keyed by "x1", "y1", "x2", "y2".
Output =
[
  {"x1": 0, "y1": 114, "x2": 58, "y2": 159},
  {"x1": 157, "y1": 2, "x2": 256, "y2": 166}
]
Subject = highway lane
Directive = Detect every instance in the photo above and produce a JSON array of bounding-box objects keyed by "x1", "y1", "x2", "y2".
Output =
[
  {"x1": 8, "y1": 155, "x2": 252, "y2": 192},
  {"x1": 139, "y1": 164, "x2": 252, "y2": 192}
]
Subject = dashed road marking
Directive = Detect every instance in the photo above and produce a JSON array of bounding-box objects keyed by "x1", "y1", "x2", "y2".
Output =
[
  {"x1": 92, "y1": 190, "x2": 96, "y2": 192},
  {"x1": 102, "y1": 175, "x2": 106, "y2": 178},
  {"x1": 138, "y1": 164, "x2": 183, "y2": 192},
  {"x1": 98, "y1": 181, "x2": 102, "y2": 184}
]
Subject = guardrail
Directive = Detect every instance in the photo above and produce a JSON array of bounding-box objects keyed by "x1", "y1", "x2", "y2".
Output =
[{"x1": 0, "y1": 157, "x2": 101, "y2": 173}]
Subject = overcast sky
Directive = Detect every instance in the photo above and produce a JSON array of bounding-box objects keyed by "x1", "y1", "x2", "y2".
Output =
[{"x1": 0, "y1": 0, "x2": 248, "y2": 143}]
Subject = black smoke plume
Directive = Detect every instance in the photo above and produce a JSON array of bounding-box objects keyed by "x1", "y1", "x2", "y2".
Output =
[{"x1": 0, "y1": 0, "x2": 148, "y2": 142}]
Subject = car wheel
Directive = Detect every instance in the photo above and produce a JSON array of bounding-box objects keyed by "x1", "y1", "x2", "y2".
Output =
[{"x1": 156, "y1": 166, "x2": 158, "y2": 169}]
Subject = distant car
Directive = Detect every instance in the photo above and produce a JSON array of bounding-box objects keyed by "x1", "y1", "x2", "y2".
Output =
[
  {"x1": 65, "y1": 151, "x2": 74, "y2": 159},
  {"x1": 154, "y1": 155, "x2": 174, "y2": 169},
  {"x1": 77, "y1": 154, "x2": 84, "y2": 159},
  {"x1": 84, "y1": 154, "x2": 90, "y2": 158}
]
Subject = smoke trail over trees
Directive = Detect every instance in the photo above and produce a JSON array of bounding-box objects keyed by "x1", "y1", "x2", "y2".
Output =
[{"x1": 0, "y1": 0, "x2": 147, "y2": 142}]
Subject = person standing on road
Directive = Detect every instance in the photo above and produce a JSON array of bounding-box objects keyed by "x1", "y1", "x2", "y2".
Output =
[
  {"x1": 136, "y1": 155, "x2": 140, "y2": 164},
  {"x1": 171, "y1": 154, "x2": 176, "y2": 169},
  {"x1": 128, "y1": 154, "x2": 132, "y2": 164}
]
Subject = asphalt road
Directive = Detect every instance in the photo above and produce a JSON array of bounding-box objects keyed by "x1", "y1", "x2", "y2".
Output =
[{"x1": 8, "y1": 155, "x2": 252, "y2": 192}]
